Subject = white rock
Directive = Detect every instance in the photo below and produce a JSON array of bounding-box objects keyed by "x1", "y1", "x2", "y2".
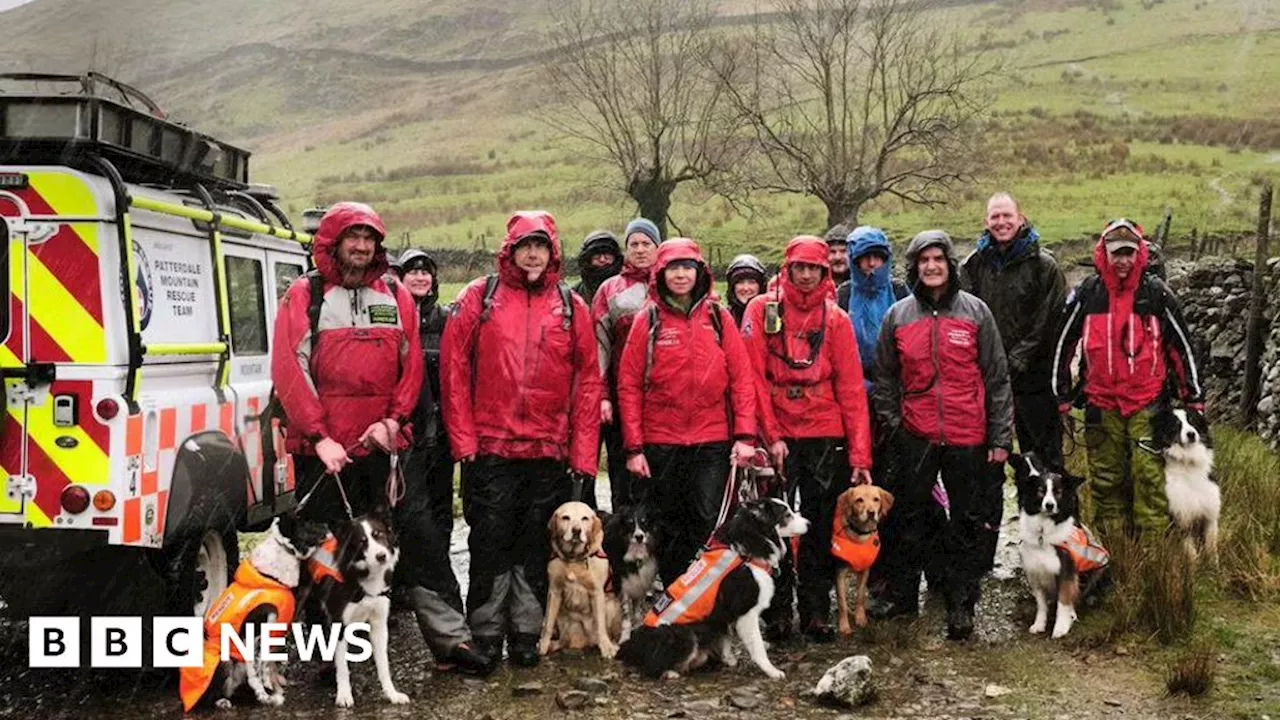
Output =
[{"x1": 814, "y1": 655, "x2": 875, "y2": 708}]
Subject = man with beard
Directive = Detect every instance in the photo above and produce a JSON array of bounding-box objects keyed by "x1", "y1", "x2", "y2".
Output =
[
  {"x1": 271, "y1": 202, "x2": 422, "y2": 522},
  {"x1": 824, "y1": 223, "x2": 853, "y2": 288},
  {"x1": 572, "y1": 230, "x2": 623, "y2": 305}
]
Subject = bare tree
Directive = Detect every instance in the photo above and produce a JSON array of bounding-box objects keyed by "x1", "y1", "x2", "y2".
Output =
[
  {"x1": 712, "y1": 0, "x2": 1002, "y2": 228},
  {"x1": 541, "y1": 0, "x2": 741, "y2": 237}
]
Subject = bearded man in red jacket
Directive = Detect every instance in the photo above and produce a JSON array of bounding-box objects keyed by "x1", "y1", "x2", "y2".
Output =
[
  {"x1": 441, "y1": 210, "x2": 602, "y2": 668},
  {"x1": 271, "y1": 202, "x2": 422, "y2": 520}
]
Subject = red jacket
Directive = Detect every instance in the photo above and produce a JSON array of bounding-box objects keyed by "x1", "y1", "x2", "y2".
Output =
[
  {"x1": 592, "y1": 263, "x2": 652, "y2": 387},
  {"x1": 440, "y1": 211, "x2": 602, "y2": 475},
  {"x1": 271, "y1": 202, "x2": 422, "y2": 457},
  {"x1": 873, "y1": 231, "x2": 1013, "y2": 449},
  {"x1": 1052, "y1": 234, "x2": 1203, "y2": 417},
  {"x1": 741, "y1": 237, "x2": 872, "y2": 469},
  {"x1": 616, "y1": 239, "x2": 756, "y2": 451}
]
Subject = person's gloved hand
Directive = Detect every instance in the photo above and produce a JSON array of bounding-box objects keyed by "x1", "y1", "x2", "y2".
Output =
[
  {"x1": 1057, "y1": 403, "x2": 1073, "y2": 415},
  {"x1": 1186, "y1": 402, "x2": 1206, "y2": 414}
]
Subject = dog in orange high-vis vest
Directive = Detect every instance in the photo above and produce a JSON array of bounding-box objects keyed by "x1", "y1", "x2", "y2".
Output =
[
  {"x1": 1014, "y1": 452, "x2": 1111, "y2": 640},
  {"x1": 617, "y1": 498, "x2": 810, "y2": 681},
  {"x1": 180, "y1": 515, "x2": 330, "y2": 712},
  {"x1": 832, "y1": 484, "x2": 894, "y2": 636}
]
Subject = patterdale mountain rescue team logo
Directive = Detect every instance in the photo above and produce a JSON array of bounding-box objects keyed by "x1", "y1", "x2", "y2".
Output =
[{"x1": 132, "y1": 239, "x2": 154, "y2": 331}]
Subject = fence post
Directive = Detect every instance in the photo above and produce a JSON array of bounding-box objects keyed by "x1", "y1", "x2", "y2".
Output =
[
  {"x1": 1189, "y1": 228, "x2": 1198, "y2": 260},
  {"x1": 1240, "y1": 181, "x2": 1274, "y2": 427}
]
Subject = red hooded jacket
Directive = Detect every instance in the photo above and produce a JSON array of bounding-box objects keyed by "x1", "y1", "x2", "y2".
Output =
[
  {"x1": 616, "y1": 239, "x2": 756, "y2": 451},
  {"x1": 440, "y1": 211, "x2": 602, "y2": 475},
  {"x1": 593, "y1": 261, "x2": 653, "y2": 389},
  {"x1": 741, "y1": 236, "x2": 872, "y2": 469},
  {"x1": 271, "y1": 202, "x2": 422, "y2": 456},
  {"x1": 1051, "y1": 231, "x2": 1203, "y2": 417}
]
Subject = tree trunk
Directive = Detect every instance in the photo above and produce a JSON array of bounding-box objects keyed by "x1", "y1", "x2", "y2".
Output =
[
  {"x1": 823, "y1": 199, "x2": 861, "y2": 232},
  {"x1": 631, "y1": 181, "x2": 673, "y2": 240}
]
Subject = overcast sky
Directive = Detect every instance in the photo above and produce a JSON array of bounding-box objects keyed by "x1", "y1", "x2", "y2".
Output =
[{"x1": 0, "y1": 0, "x2": 35, "y2": 10}]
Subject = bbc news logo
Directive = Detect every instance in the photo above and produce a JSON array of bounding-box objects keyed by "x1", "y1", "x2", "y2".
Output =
[{"x1": 29, "y1": 617, "x2": 373, "y2": 668}]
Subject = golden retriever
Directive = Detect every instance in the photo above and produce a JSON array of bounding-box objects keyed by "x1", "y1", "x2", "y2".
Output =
[
  {"x1": 833, "y1": 485, "x2": 894, "y2": 635},
  {"x1": 539, "y1": 501, "x2": 621, "y2": 658}
]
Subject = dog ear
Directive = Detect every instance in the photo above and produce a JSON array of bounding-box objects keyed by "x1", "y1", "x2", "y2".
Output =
[
  {"x1": 878, "y1": 487, "x2": 895, "y2": 516},
  {"x1": 589, "y1": 514, "x2": 604, "y2": 554},
  {"x1": 1063, "y1": 471, "x2": 1086, "y2": 491},
  {"x1": 547, "y1": 508, "x2": 561, "y2": 540}
]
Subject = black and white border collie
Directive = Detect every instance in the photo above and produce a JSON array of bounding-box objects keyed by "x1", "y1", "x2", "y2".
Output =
[
  {"x1": 1014, "y1": 453, "x2": 1108, "y2": 639},
  {"x1": 600, "y1": 505, "x2": 661, "y2": 643},
  {"x1": 300, "y1": 509, "x2": 408, "y2": 707},
  {"x1": 1150, "y1": 406, "x2": 1220, "y2": 560},
  {"x1": 616, "y1": 498, "x2": 808, "y2": 680}
]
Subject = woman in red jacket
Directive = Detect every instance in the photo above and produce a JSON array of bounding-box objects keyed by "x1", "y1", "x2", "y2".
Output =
[
  {"x1": 616, "y1": 238, "x2": 757, "y2": 585},
  {"x1": 740, "y1": 236, "x2": 873, "y2": 643}
]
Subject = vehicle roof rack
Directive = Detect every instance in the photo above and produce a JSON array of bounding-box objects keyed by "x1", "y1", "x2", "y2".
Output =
[{"x1": 0, "y1": 72, "x2": 251, "y2": 191}]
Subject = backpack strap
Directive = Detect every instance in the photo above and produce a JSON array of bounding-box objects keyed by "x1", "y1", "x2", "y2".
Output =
[
  {"x1": 708, "y1": 300, "x2": 723, "y2": 344},
  {"x1": 557, "y1": 282, "x2": 574, "y2": 331},
  {"x1": 644, "y1": 304, "x2": 660, "y2": 391},
  {"x1": 306, "y1": 269, "x2": 325, "y2": 354},
  {"x1": 479, "y1": 274, "x2": 500, "y2": 323}
]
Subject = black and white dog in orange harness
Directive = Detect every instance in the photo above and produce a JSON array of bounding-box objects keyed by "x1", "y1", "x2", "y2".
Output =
[
  {"x1": 1014, "y1": 452, "x2": 1111, "y2": 639},
  {"x1": 180, "y1": 514, "x2": 330, "y2": 712},
  {"x1": 616, "y1": 498, "x2": 809, "y2": 680}
]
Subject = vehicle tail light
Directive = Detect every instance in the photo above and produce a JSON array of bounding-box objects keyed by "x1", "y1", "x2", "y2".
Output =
[
  {"x1": 61, "y1": 486, "x2": 90, "y2": 514},
  {"x1": 96, "y1": 398, "x2": 120, "y2": 421},
  {"x1": 93, "y1": 490, "x2": 116, "y2": 512}
]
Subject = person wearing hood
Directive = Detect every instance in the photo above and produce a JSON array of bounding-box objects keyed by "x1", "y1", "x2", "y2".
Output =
[
  {"x1": 615, "y1": 238, "x2": 758, "y2": 586},
  {"x1": 393, "y1": 248, "x2": 493, "y2": 676},
  {"x1": 271, "y1": 202, "x2": 422, "y2": 521},
  {"x1": 441, "y1": 210, "x2": 603, "y2": 667},
  {"x1": 725, "y1": 253, "x2": 768, "y2": 327},
  {"x1": 873, "y1": 230, "x2": 1013, "y2": 641},
  {"x1": 1052, "y1": 219, "x2": 1204, "y2": 540},
  {"x1": 572, "y1": 230, "x2": 623, "y2": 305},
  {"x1": 961, "y1": 193, "x2": 1068, "y2": 471},
  {"x1": 836, "y1": 227, "x2": 910, "y2": 398},
  {"x1": 592, "y1": 217, "x2": 662, "y2": 510},
  {"x1": 824, "y1": 222, "x2": 853, "y2": 287},
  {"x1": 740, "y1": 236, "x2": 873, "y2": 644}
]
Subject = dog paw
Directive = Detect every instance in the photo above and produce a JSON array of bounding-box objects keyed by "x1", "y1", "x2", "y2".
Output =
[
  {"x1": 1051, "y1": 621, "x2": 1074, "y2": 639},
  {"x1": 214, "y1": 698, "x2": 232, "y2": 710},
  {"x1": 266, "y1": 693, "x2": 285, "y2": 707},
  {"x1": 763, "y1": 666, "x2": 786, "y2": 680},
  {"x1": 335, "y1": 690, "x2": 355, "y2": 708},
  {"x1": 661, "y1": 670, "x2": 681, "y2": 681},
  {"x1": 1028, "y1": 621, "x2": 1046, "y2": 634},
  {"x1": 538, "y1": 637, "x2": 552, "y2": 656},
  {"x1": 599, "y1": 641, "x2": 618, "y2": 660},
  {"x1": 838, "y1": 622, "x2": 854, "y2": 637},
  {"x1": 722, "y1": 652, "x2": 738, "y2": 668},
  {"x1": 385, "y1": 690, "x2": 411, "y2": 705}
]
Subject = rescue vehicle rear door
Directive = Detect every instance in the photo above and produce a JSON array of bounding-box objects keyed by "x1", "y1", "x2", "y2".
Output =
[
  {"x1": 222, "y1": 244, "x2": 273, "y2": 516},
  {"x1": 0, "y1": 214, "x2": 28, "y2": 519}
]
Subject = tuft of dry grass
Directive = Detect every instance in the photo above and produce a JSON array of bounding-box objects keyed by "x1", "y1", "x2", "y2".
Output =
[
  {"x1": 1104, "y1": 528, "x2": 1197, "y2": 645},
  {"x1": 1165, "y1": 644, "x2": 1216, "y2": 697}
]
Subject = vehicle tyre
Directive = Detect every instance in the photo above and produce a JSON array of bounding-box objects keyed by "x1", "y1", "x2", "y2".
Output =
[{"x1": 164, "y1": 526, "x2": 239, "y2": 618}]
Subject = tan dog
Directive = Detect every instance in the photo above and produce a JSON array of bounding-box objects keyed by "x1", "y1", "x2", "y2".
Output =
[
  {"x1": 833, "y1": 485, "x2": 894, "y2": 636},
  {"x1": 539, "y1": 501, "x2": 621, "y2": 659}
]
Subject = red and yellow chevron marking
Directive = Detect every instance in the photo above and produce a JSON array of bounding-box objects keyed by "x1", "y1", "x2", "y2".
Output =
[{"x1": 0, "y1": 170, "x2": 108, "y2": 525}]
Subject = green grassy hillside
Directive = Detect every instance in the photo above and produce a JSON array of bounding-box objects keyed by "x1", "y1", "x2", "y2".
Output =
[{"x1": 3, "y1": 0, "x2": 1278, "y2": 262}]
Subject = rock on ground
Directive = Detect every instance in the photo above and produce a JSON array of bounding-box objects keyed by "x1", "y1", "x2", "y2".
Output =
[{"x1": 813, "y1": 655, "x2": 876, "y2": 708}]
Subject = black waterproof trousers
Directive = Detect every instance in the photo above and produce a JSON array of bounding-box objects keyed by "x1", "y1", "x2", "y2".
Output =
[
  {"x1": 462, "y1": 456, "x2": 569, "y2": 643},
  {"x1": 395, "y1": 442, "x2": 472, "y2": 658},
  {"x1": 785, "y1": 438, "x2": 849, "y2": 630},
  {"x1": 878, "y1": 431, "x2": 1003, "y2": 614},
  {"x1": 642, "y1": 442, "x2": 730, "y2": 587},
  {"x1": 295, "y1": 453, "x2": 390, "y2": 523}
]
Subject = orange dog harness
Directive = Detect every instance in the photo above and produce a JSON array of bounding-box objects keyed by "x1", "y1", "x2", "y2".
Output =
[
  {"x1": 1055, "y1": 525, "x2": 1110, "y2": 573},
  {"x1": 644, "y1": 546, "x2": 768, "y2": 627},
  {"x1": 179, "y1": 561, "x2": 297, "y2": 712},
  {"x1": 830, "y1": 520, "x2": 881, "y2": 573},
  {"x1": 307, "y1": 535, "x2": 343, "y2": 584}
]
